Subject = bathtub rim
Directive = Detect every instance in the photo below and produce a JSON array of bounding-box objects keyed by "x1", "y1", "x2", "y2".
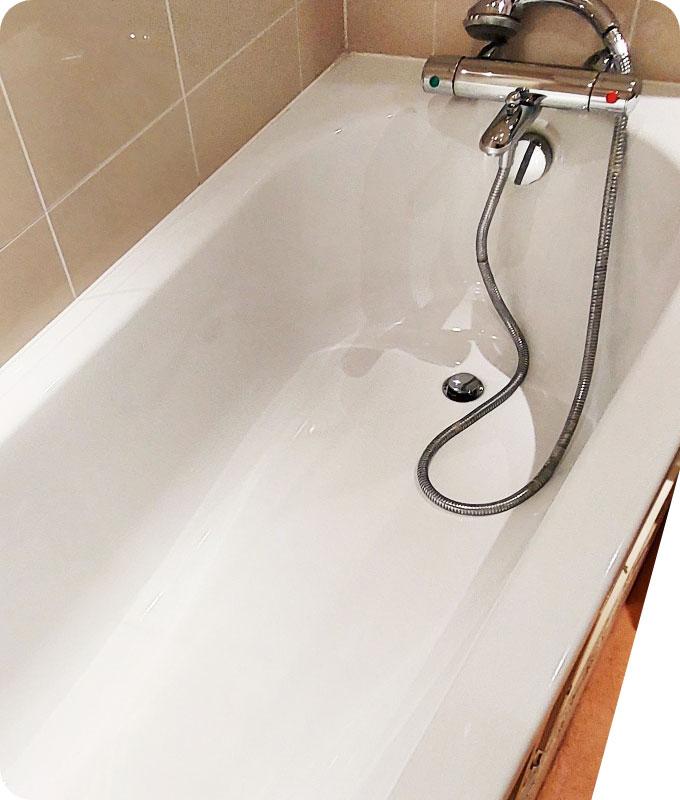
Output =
[{"x1": 0, "y1": 54, "x2": 679, "y2": 800}]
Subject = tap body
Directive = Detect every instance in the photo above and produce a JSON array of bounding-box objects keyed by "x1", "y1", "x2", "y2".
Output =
[{"x1": 457, "y1": 0, "x2": 634, "y2": 156}]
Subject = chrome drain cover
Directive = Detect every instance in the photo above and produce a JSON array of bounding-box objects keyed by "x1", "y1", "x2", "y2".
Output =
[{"x1": 442, "y1": 373, "x2": 485, "y2": 403}]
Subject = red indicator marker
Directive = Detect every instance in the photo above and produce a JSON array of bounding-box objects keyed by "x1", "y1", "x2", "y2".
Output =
[{"x1": 605, "y1": 90, "x2": 620, "y2": 105}]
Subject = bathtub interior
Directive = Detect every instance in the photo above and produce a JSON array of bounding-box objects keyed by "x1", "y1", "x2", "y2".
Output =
[{"x1": 0, "y1": 55, "x2": 679, "y2": 798}]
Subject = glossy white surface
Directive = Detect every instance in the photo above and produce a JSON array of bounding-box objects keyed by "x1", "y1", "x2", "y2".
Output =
[{"x1": 0, "y1": 54, "x2": 679, "y2": 799}]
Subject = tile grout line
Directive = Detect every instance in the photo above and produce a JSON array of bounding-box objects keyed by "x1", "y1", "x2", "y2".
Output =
[
  {"x1": 294, "y1": 1, "x2": 305, "y2": 91},
  {"x1": 0, "y1": 2, "x2": 328, "y2": 275},
  {"x1": 0, "y1": 72, "x2": 76, "y2": 298},
  {"x1": 164, "y1": 0, "x2": 201, "y2": 181},
  {"x1": 47, "y1": 101, "x2": 183, "y2": 214},
  {"x1": 187, "y1": 7, "x2": 297, "y2": 97},
  {"x1": 11, "y1": 6, "x2": 297, "y2": 228},
  {"x1": 343, "y1": 0, "x2": 349, "y2": 50},
  {"x1": 0, "y1": 214, "x2": 45, "y2": 256}
]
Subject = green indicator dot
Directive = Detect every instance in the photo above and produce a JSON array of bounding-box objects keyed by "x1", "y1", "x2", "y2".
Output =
[{"x1": 429, "y1": 75, "x2": 440, "y2": 88}]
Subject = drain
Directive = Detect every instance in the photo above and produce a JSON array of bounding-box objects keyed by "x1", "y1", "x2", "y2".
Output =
[{"x1": 442, "y1": 373, "x2": 485, "y2": 403}]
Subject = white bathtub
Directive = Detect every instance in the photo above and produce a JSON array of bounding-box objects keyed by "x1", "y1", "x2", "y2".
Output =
[{"x1": 1, "y1": 53, "x2": 679, "y2": 800}]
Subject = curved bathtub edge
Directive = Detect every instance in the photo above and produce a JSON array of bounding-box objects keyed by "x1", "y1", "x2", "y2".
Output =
[{"x1": 382, "y1": 279, "x2": 680, "y2": 799}]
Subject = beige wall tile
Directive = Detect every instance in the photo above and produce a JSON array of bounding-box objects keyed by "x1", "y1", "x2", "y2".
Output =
[
  {"x1": 348, "y1": 0, "x2": 436, "y2": 57},
  {"x1": 0, "y1": 0, "x2": 182, "y2": 206},
  {"x1": 0, "y1": 91, "x2": 42, "y2": 248},
  {"x1": 0, "y1": 219, "x2": 73, "y2": 365},
  {"x1": 298, "y1": 0, "x2": 345, "y2": 86},
  {"x1": 187, "y1": 11, "x2": 300, "y2": 181},
  {"x1": 51, "y1": 105, "x2": 198, "y2": 295},
  {"x1": 631, "y1": 0, "x2": 680, "y2": 82},
  {"x1": 435, "y1": 1, "x2": 483, "y2": 56},
  {"x1": 168, "y1": 0, "x2": 294, "y2": 91}
]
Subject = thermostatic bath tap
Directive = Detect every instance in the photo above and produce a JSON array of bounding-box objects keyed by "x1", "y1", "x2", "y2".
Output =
[
  {"x1": 422, "y1": 0, "x2": 639, "y2": 156},
  {"x1": 422, "y1": 56, "x2": 640, "y2": 155},
  {"x1": 422, "y1": 56, "x2": 640, "y2": 115}
]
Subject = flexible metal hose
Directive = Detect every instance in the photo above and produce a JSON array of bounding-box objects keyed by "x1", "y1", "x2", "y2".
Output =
[{"x1": 417, "y1": 112, "x2": 629, "y2": 516}]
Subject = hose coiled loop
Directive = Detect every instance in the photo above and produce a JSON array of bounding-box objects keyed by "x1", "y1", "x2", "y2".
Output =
[{"x1": 417, "y1": 114, "x2": 629, "y2": 516}]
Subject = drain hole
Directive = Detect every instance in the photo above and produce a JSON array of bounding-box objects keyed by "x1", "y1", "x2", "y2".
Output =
[{"x1": 442, "y1": 373, "x2": 485, "y2": 403}]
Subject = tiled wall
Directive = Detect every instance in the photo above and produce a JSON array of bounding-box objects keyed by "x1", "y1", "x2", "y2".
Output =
[
  {"x1": 1, "y1": 0, "x2": 677, "y2": 368},
  {"x1": 347, "y1": 0, "x2": 680, "y2": 81},
  {"x1": 0, "y1": 0, "x2": 344, "y2": 366}
]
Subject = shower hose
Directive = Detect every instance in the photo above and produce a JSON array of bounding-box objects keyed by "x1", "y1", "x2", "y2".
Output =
[{"x1": 417, "y1": 108, "x2": 629, "y2": 516}]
